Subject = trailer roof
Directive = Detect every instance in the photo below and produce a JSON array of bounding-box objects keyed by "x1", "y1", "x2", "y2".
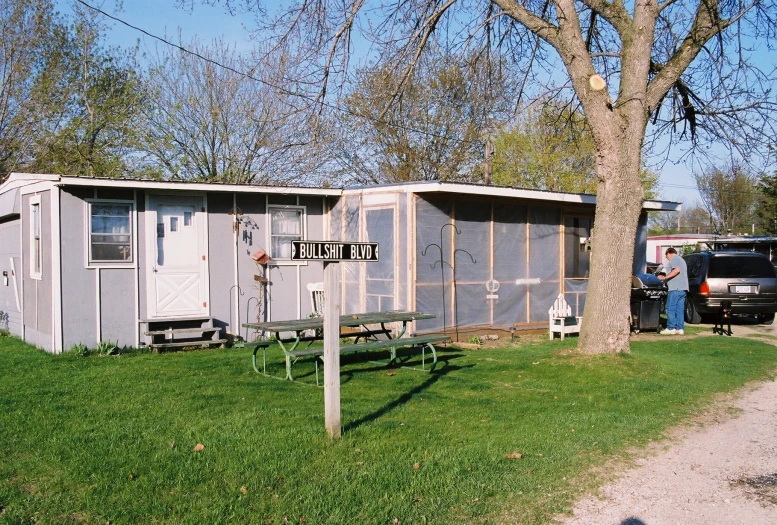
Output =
[{"x1": 1, "y1": 173, "x2": 681, "y2": 211}]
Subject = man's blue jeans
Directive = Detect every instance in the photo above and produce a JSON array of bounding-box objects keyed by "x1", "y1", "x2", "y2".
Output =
[{"x1": 666, "y1": 290, "x2": 687, "y2": 331}]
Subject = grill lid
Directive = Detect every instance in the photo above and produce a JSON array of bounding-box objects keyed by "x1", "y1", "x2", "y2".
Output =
[{"x1": 632, "y1": 273, "x2": 665, "y2": 289}]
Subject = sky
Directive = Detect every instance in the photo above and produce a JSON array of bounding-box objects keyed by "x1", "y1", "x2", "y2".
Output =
[{"x1": 57, "y1": 0, "x2": 706, "y2": 206}]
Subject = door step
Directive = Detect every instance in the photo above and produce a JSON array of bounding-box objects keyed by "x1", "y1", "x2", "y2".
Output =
[
  {"x1": 141, "y1": 317, "x2": 224, "y2": 351},
  {"x1": 148, "y1": 339, "x2": 227, "y2": 350}
]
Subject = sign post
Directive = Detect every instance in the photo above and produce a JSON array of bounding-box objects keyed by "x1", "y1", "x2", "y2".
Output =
[
  {"x1": 291, "y1": 241, "x2": 379, "y2": 439},
  {"x1": 322, "y1": 261, "x2": 341, "y2": 438}
]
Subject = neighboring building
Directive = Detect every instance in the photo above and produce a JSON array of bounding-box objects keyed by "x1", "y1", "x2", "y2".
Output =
[
  {"x1": 647, "y1": 234, "x2": 777, "y2": 267},
  {"x1": 646, "y1": 234, "x2": 711, "y2": 265},
  {"x1": 0, "y1": 173, "x2": 679, "y2": 352}
]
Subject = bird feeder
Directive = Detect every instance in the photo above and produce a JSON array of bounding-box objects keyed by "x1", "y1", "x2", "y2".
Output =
[{"x1": 251, "y1": 250, "x2": 271, "y2": 265}]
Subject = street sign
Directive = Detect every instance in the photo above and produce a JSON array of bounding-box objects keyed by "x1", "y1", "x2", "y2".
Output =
[
  {"x1": 291, "y1": 241, "x2": 379, "y2": 262},
  {"x1": 296, "y1": 241, "x2": 379, "y2": 439}
]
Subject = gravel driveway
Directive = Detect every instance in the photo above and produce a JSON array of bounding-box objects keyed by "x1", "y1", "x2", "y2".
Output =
[{"x1": 555, "y1": 320, "x2": 777, "y2": 525}]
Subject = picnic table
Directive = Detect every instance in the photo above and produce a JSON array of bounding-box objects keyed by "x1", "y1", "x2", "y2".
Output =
[{"x1": 241, "y1": 310, "x2": 449, "y2": 383}]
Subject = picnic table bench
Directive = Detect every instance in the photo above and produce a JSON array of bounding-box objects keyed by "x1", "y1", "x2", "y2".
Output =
[{"x1": 241, "y1": 311, "x2": 449, "y2": 383}]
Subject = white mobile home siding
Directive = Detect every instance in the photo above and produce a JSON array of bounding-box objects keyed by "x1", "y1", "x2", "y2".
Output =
[
  {"x1": 0, "y1": 219, "x2": 22, "y2": 337},
  {"x1": 21, "y1": 191, "x2": 53, "y2": 351}
]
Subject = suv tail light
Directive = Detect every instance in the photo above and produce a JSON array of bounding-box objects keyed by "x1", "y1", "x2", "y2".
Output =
[{"x1": 699, "y1": 281, "x2": 710, "y2": 296}]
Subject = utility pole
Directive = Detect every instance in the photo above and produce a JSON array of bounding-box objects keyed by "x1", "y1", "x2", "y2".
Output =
[{"x1": 484, "y1": 137, "x2": 493, "y2": 185}]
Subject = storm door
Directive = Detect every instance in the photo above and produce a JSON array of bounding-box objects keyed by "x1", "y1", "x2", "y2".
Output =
[
  {"x1": 364, "y1": 207, "x2": 396, "y2": 311},
  {"x1": 146, "y1": 196, "x2": 209, "y2": 318}
]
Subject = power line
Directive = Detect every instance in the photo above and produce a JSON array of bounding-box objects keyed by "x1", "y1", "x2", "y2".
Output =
[
  {"x1": 74, "y1": 0, "x2": 480, "y2": 146},
  {"x1": 662, "y1": 183, "x2": 699, "y2": 190}
]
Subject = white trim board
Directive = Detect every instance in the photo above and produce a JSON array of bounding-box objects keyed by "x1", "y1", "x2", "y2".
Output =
[
  {"x1": 55, "y1": 175, "x2": 339, "y2": 196},
  {"x1": 51, "y1": 187, "x2": 63, "y2": 353},
  {"x1": 9, "y1": 257, "x2": 21, "y2": 312},
  {"x1": 342, "y1": 181, "x2": 681, "y2": 211}
]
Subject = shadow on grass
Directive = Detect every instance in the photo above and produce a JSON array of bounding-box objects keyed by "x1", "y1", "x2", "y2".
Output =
[
  {"x1": 264, "y1": 349, "x2": 469, "y2": 388},
  {"x1": 343, "y1": 359, "x2": 474, "y2": 433}
]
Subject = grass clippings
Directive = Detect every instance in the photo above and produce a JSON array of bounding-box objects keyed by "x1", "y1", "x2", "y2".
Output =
[{"x1": 731, "y1": 473, "x2": 777, "y2": 506}]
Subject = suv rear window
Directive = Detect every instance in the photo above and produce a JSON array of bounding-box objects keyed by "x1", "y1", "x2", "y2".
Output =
[{"x1": 708, "y1": 256, "x2": 776, "y2": 279}]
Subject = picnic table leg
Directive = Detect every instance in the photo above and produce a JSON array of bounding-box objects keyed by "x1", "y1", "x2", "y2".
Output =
[
  {"x1": 423, "y1": 342, "x2": 438, "y2": 371},
  {"x1": 248, "y1": 343, "x2": 272, "y2": 376},
  {"x1": 392, "y1": 320, "x2": 409, "y2": 339},
  {"x1": 385, "y1": 321, "x2": 406, "y2": 365},
  {"x1": 252, "y1": 346, "x2": 262, "y2": 374},
  {"x1": 275, "y1": 331, "x2": 302, "y2": 381}
]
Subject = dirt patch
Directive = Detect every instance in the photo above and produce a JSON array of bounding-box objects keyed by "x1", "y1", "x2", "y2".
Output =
[{"x1": 453, "y1": 333, "x2": 550, "y2": 351}]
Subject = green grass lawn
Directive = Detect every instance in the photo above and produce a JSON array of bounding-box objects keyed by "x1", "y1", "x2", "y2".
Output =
[{"x1": 1, "y1": 334, "x2": 775, "y2": 524}]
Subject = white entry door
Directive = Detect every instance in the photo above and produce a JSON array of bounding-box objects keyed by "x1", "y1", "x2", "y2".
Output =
[{"x1": 146, "y1": 195, "x2": 209, "y2": 318}]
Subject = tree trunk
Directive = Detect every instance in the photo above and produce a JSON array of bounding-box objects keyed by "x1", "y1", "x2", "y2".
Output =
[{"x1": 578, "y1": 128, "x2": 645, "y2": 354}]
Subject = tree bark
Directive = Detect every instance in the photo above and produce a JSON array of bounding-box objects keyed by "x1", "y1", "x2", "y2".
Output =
[{"x1": 578, "y1": 115, "x2": 647, "y2": 354}]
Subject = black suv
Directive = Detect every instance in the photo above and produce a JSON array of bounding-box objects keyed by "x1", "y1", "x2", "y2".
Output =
[{"x1": 682, "y1": 251, "x2": 777, "y2": 324}]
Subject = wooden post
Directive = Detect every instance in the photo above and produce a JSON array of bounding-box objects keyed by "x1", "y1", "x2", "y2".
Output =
[{"x1": 323, "y1": 261, "x2": 341, "y2": 439}]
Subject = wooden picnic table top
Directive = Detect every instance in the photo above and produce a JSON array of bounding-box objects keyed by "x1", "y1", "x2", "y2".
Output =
[{"x1": 243, "y1": 310, "x2": 435, "y2": 334}]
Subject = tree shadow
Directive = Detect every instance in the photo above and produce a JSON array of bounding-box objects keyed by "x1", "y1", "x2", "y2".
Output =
[
  {"x1": 620, "y1": 518, "x2": 648, "y2": 525},
  {"x1": 343, "y1": 359, "x2": 473, "y2": 433}
]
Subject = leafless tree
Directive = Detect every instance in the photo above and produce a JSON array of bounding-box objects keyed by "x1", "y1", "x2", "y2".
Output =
[
  {"x1": 326, "y1": 52, "x2": 515, "y2": 184},
  {"x1": 143, "y1": 38, "x2": 316, "y2": 185},
  {"x1": 648, "y1": 204, "x2": 713, "y2": 235},
  {"x1": 193, "y1": 0, "x2": 777, "y2": 354},
  {"x1": 696, "y1": 163, "x2": 758, "y2": 234}
]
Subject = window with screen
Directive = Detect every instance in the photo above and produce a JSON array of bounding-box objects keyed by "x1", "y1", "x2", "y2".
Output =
[
  {"x1": 89, "y1": 201, "x2": 133, "y2": 264},
  {"x1": 269, "y1": 206, "x2": 304, "y2": 260},
  {"x1": 30, "y1": 198, "x2": 42, "y2": 278}
]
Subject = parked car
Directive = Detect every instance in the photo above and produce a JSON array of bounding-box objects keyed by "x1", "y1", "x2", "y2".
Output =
[{"x1": 682, "y1": 251, "x2": 777, "y2": 324}]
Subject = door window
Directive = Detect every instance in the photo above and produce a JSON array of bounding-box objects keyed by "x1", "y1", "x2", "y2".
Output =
[{"x1": 156, "y1": 204, "x2": 197, "y2": 268}]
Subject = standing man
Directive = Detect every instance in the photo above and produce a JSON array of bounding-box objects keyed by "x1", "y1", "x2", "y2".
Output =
[{"x1": 658, "y1": 247, "x2": 689, "y2": 335}]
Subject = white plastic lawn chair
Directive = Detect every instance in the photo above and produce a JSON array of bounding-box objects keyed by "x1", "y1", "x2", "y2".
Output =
[
  {"x1": 307, "y1": 282, "x2": 325, "y2": 316},
  {"x1": 548, "y1": 294, "x2": 582, "y2": 340}
]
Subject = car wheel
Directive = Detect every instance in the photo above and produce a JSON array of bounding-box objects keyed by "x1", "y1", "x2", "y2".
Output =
[
  {"x1": 685, "y1": 297, "x2": 702, "y2": 324},
  {"x1": 756, "y1": 313, "x2": 775, "y2": 325}
]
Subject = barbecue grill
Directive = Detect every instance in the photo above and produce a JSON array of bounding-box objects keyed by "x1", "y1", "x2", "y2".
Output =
[{"x1": 631, "y1": 273, "x2": 667, "y2": 333}]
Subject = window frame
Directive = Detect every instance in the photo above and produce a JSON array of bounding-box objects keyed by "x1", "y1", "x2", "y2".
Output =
[
  {"x1": 29, "y1": 195, "x2": 42, "y2": 280},
  {"x1": 85, "y1": 199, "x2": 135, "y2": 268},
  {"x1": 267, "y1": 204, "x2": 307, "y2": 266}
]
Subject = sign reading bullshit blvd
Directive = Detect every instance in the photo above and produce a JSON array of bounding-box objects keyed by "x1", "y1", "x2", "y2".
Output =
[{"x1": 291, "y1": 241, "x2": 379, "y2": 262}]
